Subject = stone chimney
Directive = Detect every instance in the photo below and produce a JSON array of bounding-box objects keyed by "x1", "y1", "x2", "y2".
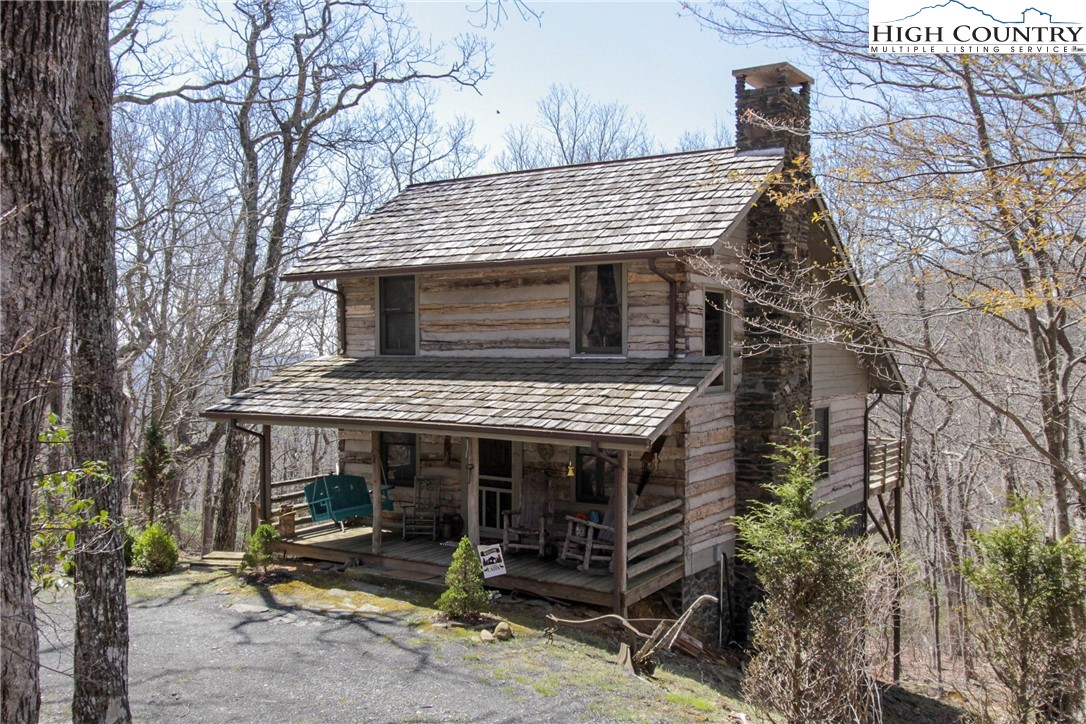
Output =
[
  {"x1": 729, "y1": 62, "x2": 816, "y2": 642},
  {"x1": 732, "y1": 62, "x2": 813, "y2": 159}
]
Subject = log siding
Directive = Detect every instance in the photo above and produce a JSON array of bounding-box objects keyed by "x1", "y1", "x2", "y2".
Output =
[
  {"x1": 681, "y1": 394, "x2": 737, "y2": 573},
  {"x1": 812, "y1": 343, "x2": 870, "y2": 511}
]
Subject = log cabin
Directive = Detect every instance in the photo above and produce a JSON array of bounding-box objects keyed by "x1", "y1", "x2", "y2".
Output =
[{"x1": 204, "y1": 62, "x2": 905, "y2": 629}]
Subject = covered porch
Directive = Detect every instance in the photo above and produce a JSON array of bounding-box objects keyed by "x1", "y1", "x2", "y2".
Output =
[
  {"x1": 274, "y1": 521, "x2": 686, "y2": 610},
  {"x1": 204, "y1": 355, "x2": 725, "y2": 614}
]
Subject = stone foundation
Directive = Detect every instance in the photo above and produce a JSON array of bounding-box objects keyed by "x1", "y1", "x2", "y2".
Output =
[
  {"x1": 840, "y1": 500, "x2": 867, "y2": 537},
  {"x1": 680, "y1": 564, "x2": 722, "y2": 645}
]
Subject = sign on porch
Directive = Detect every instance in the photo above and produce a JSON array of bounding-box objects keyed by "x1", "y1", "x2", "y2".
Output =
[{"x1": 477, "y1": 544, "x2": 506, "y2": 579}]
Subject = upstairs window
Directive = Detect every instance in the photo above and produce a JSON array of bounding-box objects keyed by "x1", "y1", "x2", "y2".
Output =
[
  {"x1": 575, "y1": 264, "x2": 623, "y2": 355},
  {"x1": 813, "y1": 406, "x2": 830, "y2": 479},
  {"x1": 704, "y1": 289, "x2": 732, "y2": 390},
  {"x1": 380, "y1": 275, "x2": 416, "y2": 355}
]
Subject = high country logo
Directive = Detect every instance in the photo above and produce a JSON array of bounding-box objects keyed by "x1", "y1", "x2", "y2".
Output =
[{"x1": 869, "y1": 0, "x2": 1086, "y2": 54}]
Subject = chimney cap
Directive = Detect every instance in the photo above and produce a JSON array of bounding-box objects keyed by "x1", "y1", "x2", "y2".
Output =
[{"x1": 732, "y1": 62, "x2": 813, "y2": 89}]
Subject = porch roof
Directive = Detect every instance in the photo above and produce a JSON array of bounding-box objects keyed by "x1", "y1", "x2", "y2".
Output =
[{"x1": 202, "y1": 355, "x2": 725, "y2": 448}]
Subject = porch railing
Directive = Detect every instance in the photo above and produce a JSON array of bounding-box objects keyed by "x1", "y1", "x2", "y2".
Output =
[
  {"x1": 623, "y1": 499, "x2": 684, "y2": 583},
  {"x1": 266, "y1": 474, "x2": 322, "y2": 533},
  {"x1": 868, "y1": 438, "x2": 904, "y2": 497},
  {"x1": 258, "y1": 474, "x2": 687, "y2": 588}
]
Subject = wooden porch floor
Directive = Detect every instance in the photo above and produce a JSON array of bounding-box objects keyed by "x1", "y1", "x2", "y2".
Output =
[{"x1": 277, "y1": 524, "x2": 683, "y2": 611}]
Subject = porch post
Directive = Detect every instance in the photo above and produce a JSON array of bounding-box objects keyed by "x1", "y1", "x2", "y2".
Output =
[
  {"x1": 260, "y1": 425, "x2": 272, "y2": 523},
  {"x1": 370, "y1": 431, "x2": 383, "y2": 554},
  {"x1": 466, "y1": 437, "x2": 480, "y2": 546},
  {"x1": 892, "y1": 456, "x2": 904, "y2": 682},
  {"x1": 612, "y1": 449, "x2": 628, "y2": 615}
]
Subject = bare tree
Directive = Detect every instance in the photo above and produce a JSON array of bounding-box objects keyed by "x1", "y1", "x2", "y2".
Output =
[
  {"x1": 112, "y1": 99, "x2": 239, "y2": 520},
  {"x1": 495, "y1": 84, "x2": 655, "y2": 171},
  {"x1": 675, "y1": 117, "x2": 733, "y2": 152},
  {"x1": 2, "y1": 2, "x2": 130, "y2": 720},
  {"x1": 685, "y1": 4, "x2": 1086, "y2": 535},
  {"x1": 68, "y1": 0, "x2": 132, "y2": 715},
  {"x1": 367, "y1": 85, "x2": 485, "y2": 194},
  {"x1": 108, "y1": 0, "x2": 489, "y2": 550},
  {"x1": 683, "y1": 1, "x2": 1086, "y2": 696}
]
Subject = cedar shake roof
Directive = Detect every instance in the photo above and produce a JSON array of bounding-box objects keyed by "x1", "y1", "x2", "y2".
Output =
[
  {"x1": 283, "y1": 147, "x2": 784, "y2": 280},
  {"x1": 203, "y1": 355, "x2": 725, "y2": 447}
]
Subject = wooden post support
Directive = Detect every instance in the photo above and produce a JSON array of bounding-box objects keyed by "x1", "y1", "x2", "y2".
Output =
[
  {"x1": 260, "y1": 425, "x2": 272, "y2": 523},
  {"x1": 466, "y1": 437, "x2": 480, "y2": 546},
  {"x1": 370, "y1": 430, "x2": 383, "y2": 554},
  {"x1": 892, "y1": 473, "x2": 904, "y2": 683},
  {"x1": 249, "y1": 500, "x2": 260, "y2": 535},
  {"x1": 612, "y1": 449, "x2": 628, "y2": 615}
]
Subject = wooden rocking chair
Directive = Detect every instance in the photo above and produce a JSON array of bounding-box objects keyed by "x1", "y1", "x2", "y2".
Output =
[
  {"x1": 560, "y1": 488, "x2": 636, "y2": 573},
  {"x1": 502, "y1": 471, "x2": 550, "y2": 557},
  {"x1": 402, "y1": 477, "x2": 441, "y2": 540},
  {"x1": 560, "y1": 514, "x2": 616, "y2": 572}
]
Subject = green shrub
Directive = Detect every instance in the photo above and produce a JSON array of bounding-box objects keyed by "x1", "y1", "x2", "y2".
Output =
[
  {"x1": 240, "y1": 523, "x2": 281, "y2": 573},
  {"x1": 961, "y1": 497, "x2": 1086, "y2": 722},
  {"x1": 133, "y1": 522, "x2": 178, "y2": 575},
  {"x1": 435, "y1": 536, "x2": 489, "y2": 619},
  {"x1": 735, "y1": 423, "x2": 880, "y2": 722}
]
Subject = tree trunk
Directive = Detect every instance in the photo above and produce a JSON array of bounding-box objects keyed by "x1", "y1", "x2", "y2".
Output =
[
  {"x1": 2, "y1": 3, "x2": 97, "y2": 720},
  {"x1": 67, "y1": 2, "x2": 131, "y2": 721},
  {"x1": 212, "y1": 56, "x2": 263, "y2": 551},
  {"x1": 202, "y1": 454, "x2": 218, "y2": 555},
  {"x1": 214, "y1": 423, "x2": 248, "y2": 550}
]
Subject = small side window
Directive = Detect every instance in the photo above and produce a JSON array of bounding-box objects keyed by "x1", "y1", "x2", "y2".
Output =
[
  {"x1": 813, "y1": 407, "x2": 830, "y2": 479},
  {"x1": 704, "y1": 289, "x2": 732, "y2": 390}
]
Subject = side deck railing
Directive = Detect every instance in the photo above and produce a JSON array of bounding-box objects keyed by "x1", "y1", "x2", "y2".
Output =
[{"x1": 868, "y1": 438, "x2": 904, "y2": 497}]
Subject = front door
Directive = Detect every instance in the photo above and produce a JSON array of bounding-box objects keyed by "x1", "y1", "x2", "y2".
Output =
[{"x1": 478, "y1": 438, "x2": 519, "y2": 537}]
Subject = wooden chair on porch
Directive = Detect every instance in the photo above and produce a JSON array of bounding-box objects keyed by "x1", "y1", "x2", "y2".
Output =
[
  {"x1": 560, "y1": 488, "x2": 634, "y2": 573},
  {"x1": 560, "y1": 515, "x2": 615, "y2": 573},
  {"x1": 502, "y1": 471, "x2": 550, "y2": 557},
  {"x1": 402, "y1": 477, "x2": 441, "y2": 540}
]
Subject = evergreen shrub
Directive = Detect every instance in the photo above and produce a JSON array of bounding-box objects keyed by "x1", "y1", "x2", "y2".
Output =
[
  {"x1": 133, "y1": 522, "x2": 178, "y2": 575},
  {"x1": 435, "y1": 536, "x2": 490, "y2": 619}
]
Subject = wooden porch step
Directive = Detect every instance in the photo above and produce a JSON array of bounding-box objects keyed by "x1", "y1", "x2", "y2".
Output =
[{"x1": 193, "y1": 551, "x2": 244, "y2": 569}]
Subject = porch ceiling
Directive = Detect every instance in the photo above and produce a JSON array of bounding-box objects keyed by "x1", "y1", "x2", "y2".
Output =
[{"x1": 202, "y1": 355, "x2": 725, "y2": 448}]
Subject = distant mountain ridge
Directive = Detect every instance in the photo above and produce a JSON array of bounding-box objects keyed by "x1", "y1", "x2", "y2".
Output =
[{"x1": 889, "y1": 1, "x2": 1073, "y2": 25}]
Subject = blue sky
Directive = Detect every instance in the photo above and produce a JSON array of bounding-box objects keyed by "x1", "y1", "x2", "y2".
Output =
[
  {"x1": 166, "y1": 1, "x2": 806, "y2": 161},
  {"x1": 404, "y1": 1, "x2": 803, "y2": 157}
]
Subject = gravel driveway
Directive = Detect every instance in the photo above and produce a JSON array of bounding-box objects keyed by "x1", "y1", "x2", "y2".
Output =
[{"x1": 38, "y1": 568, "x2": 730, "y2": 723}]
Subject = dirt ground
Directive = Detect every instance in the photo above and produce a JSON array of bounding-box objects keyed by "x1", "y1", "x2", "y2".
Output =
[
  {"x1": 37, "y1": 563, "x2": 966, "y2": 723},
  {"x1": 38, "y1": 564, "x2": 753, "y2": 723}
]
